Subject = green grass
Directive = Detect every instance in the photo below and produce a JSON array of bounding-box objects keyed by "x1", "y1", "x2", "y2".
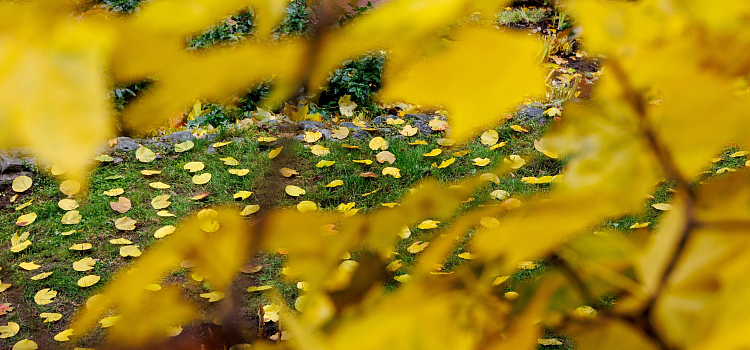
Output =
[{"x1": 496, "y1": 7, "x2": 550, "y2": 25}]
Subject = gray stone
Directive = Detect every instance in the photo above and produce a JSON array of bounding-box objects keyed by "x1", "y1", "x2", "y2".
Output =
[
  {"x1": 392, "y1": 135, "x2": 405, "y2": 141},
  {"x1": 339, "y1": 122, "x2": 362, "y2": 131},
  {"x1": 203, "y1": 134, "x2": 219, "y2": 142},
  {"x1": 150, "y1": 142, "x2": 171, "y2": 149},
  {"x1": 520, "y1": 106, "x2": 544, "y2": 119},
  {"x1": 205, "y1": 146, "x2": 217, "y2": 155},
  {"x1": 232, "y1": 137, "x2": 245, "y2": 144},
  {"x1": 371, "y1": 115, "x2": 398, "y2": 125},
  {"x1": 161, "y1": 131, "x2": 195, "y2": 144},
  {"x1": 114, "y1": 137, "x2": 140, "y2": 152},
  {"x1": 319, "y1": 129, "x2": 332, "y2": 141},
  {"x1": 414, "y1": 120, "x2": 433, "y2": 136},
  {"x1": 0, "y1": 151, "x2": 24, "y2": 174},
  {"x1": 113, "y1": 157, "x2": 124, "y2": 165},
  {"x1": 404, "y1": 113, "x2": 430, "y2": 122},
  {"x1": 352, "y1": 130, "x2": 372, "y2": 140},
  {"x1": 10, "y1": 147, "x2": 32, "y2": 158},
  {"x1": 293, "y1": 134, "x2": 305, "y2": 142},
  {"x1": 298, "y1": 120, "x2": 324, "y2": 130},
  {"x1": 0, "y1": 171, "x2": 31, "y2": 186}
]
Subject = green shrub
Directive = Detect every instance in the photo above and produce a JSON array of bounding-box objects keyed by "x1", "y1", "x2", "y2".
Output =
[
  {"x1": 188, "y1": 10, "x2": 255, "y2": 50},
  {"x1": 98, "y1": 0, "x2": 143, "y2": 13},
  {"x1": 274, "y1": 0, "x2": 314, "y2": 38},
  {"x1": 319, "y1": 52, "x2": 386, "y2": 115}
]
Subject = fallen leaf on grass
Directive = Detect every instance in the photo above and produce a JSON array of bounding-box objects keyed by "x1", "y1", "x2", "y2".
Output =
[
  {"x1": 141, "y1": 170, "x2": 161, "y2": 176},
  {"x1": 69, "y1": 243, "x2": 92, "y2": 251},
  {"x1": 409, "y1": 140, "x2": 428, "y2": 146},
  {"x1": 652, "y1": 203, "x2": 673, "y2": 211},
  {"x1": 0, "y1": 322, "x2": 20, "y2": 338},
  {"x1": 503, "y1": 155, "x2": 525, "y2": 169},
  {"x1": 12, "y1": 339, "x2": 38, "y2": 350},
  {"x1": 40, "y1": 313, "x2": 62, "y2": 323},
  {"x1": 135, "y1": 146, "x2": 156, "y2": 162},
  {"x1": 311, "y1": 145, "x2": 330, "y2": 156},
  {"x1": 382, "y1": 167, "x2": 401, "y2": 178},
  {"x1": 151, "y1": 195, "x2": 171, "y2": 209},
  {"x1": 247, "y1": 285, "x2": 272, "y2": 292},
  {"x1": 229, "y1": 168, "x2": 250, "y2": 176},
  {"x1": 30, "y1": 272, "x2": 52, "y2": 281},
  {"x1": 149, "y1": 182, "x2": 171, "y2": 189},
  {"x1": 353, "y1": 159, "x2": 373, "y2": 165},
  {"x1": 174, "y1": 140, "x2": 194, "y2": 153},
  {"x1": 12, "y1": 176, "x2": 32, "y2": 193},
  {"x1": 58, "y1": 199, "x2": 79, "y2": 211},
  {"x1": 326, "y1": 180, "x2": 344, "y2": 188},
  {"x1": 630, "y1": 222, "x2": 650, "y2": 229},
  {"x1": 19, "y1": 261, "x2": 40, "y2": 270},
  {"x1": 16, "y1": 213, "x2": 37, "y2": 226},
  {"x1": 316, "y1": 160, "x2": 335, "y2": 167},
  {"x1": 423, "y1": 148, "x2": 442, "y2": 157},
  {"x1": 279, "y1": 168, "x2": 298, "y2": 177},
  {"x1": 376, "y1": 151, "x2": 396, "y2": 164},
  {"x1": 183, "y1": 161, "x2": 205, "y2": 172},
  {"x1": 418, "y1": 220, "x2": 440, "y2": 229},
  {"x1": 472, "y1": 157, "x2": 490, "y2": 166},
  {"x1": 297, "y1": 201, "x2": 318, "y2": 213},
  {"x1": 10, "y1": 240, "x2": 31, "y2": 253},
  {"x1": 154, "y1": 225, "x2": 176, "y2": 238},
  {"x1": 109, "y1": 238, "x2": 132, "y2": 245},
  {"x1": 257, "y1": 136, "x2": 277, "y2": 143},
  {"x1": 120, "y1": 245, "x2": 142, "y2": 257},
  {"x1": 77, "y1": 275, "x2": 100, "y2": 287},
  {"x1": 479, "y1": 217, "x2": 501, "y2": 228},
  {"x1": 437, "y1": 158, "x2": 455, "y2": 168},
  {"x1": 73, "y1": 257, "x2": 95, "y2": 271},
  {"x1": 268, "y1": 147, "x2": 283, "y2": 159},
  {"x1": 239, "y1": 205, "x2": 260, "y2": 216},
  {"x1": 510, "y1": 125, "x2": 528, "y2": 133},
  {"x1": 34, "y1": 289, "x2": 56, "y2": 305},
  {"x1": 369, "y1": 137, "x2": 389, "y2": 151},
  {"x1": 61, "y1": 210, "x2": 82, "y2": 224},
  {"x1": 110, "y1": 197, "x2": 131, "y2": 213},
  {"x1": 240, "y1": 265, "x2": 263, "y2": 274},
  {"x1": 53, "y1": 329, "x2": 74, "y2": 342},
  {"x1": 400, "y1": 125, "x2": 418, "y2": 137},
  {"x1": 331, "y1": 126, "x2": 350, "y2": 139},
  {"x1": 192, "y1": 173, "x2": 212, "y2": 184},
  {"x1": 407, "y1": 241, "x2": 429, "y2": 253},
  {"x1": 200, "y1": 291, "x2": 225, "y2": 302},
  {"x1": 233, "y1": 191, "x2": 253, "y2": 200},
  {"x1": 285, "y1": 185, "x2": 306, "y2": 196},
  {"x1": 99, "y1": 316, "x2": 120, "y2": 328},
  {"x1": 0, "y1": 282, "x2": 10, "y2": 292},
  {"x1": 220, "y1": 157, "x2": 239, "y2": 166},
  {"x1": 114, "y1": 217, "x2": 136, "y2": 231},
  {"x1": 103, "y1": 188, "x2": 124, "y2": 196},
  {"x1": 480, "y1": 130, "x2": 499, "y2": 146},
  {"x1": 304, "y1": 131, "x2": 322, "y2": 143},
  {"x1": 212, "y1": 141, "x2": 232, "y2": 148}
]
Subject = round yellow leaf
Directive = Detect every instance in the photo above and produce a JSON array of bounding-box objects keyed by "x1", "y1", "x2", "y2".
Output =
[
  {"x1": 77, "y1": 275, "x2": 100, "y2": 287},
  {"x1": 229, "y1": 168, "x2": 250, "y2": 176},
  {"x1": 154, "y1": 225, "x2": 176, "y2": 238},
  {"x1": 0, "y1": 321, "x2": 20, "y2": 338},
  {"x1": 303, "y1": 131, "x2": 322, "y2": 143},
  {"x1": 16, "y1": 213, "x2": 37, "y2": 226},
  {"x1": 141, "y1": 169, "x2": 161, "y2": 176},
  {"x1": 376, "y1": 151, "x2": 396, "y2": 164},
  {"x1": 369, "y1": 137, "x2": 389, "y2": 151},
  {"x1": 151, "y1": 194, "x2": 171, "y2": 209},
  {"x1": 73, "y1": 257, "x2": 96, "y2": 271},
  {"x1": 59, "y1": 180, "x2": 81, "y2": 196},
  {"x1": 325, "y1": 180, "x2": 344, "y2": 188},
  {"x1": 233, "y1": 191, "x2": 253, "y2": 200},
  {"x1": 239, "y1": 205, "x2": 260, "y2": 216},
  {"x1": 311, "y1": 145, "x2": 330, "y2": 156},
  {"x1": 34, "y1": 288, "x2": 56, "y2": 305},
  {"x1": 61, "y1": 210, "x2": 82, "y2": 225},
  {"x1": 103, "y1": 188, "x2": 124, "y2": 196},
  {"x1": 418, "y1": 220, "x2": 440, "y2": 229},
  {"x1": 11, "y1": 176, "x2": 32, "y2": 193},
  {"x1": 69, "y1": 243, "x2": 92, "y2": 251},
  {"x1": 40, "y1": 313, "x2": 62, "y2": 323},
  {"x1": 120, "y1": 245, "x2": 142, "y2": 257},
  {"x1": 135, "y1": 146, "x2": 156, "y2": 162},
  {"x1": 149, "y1": 182, "x2": 171, "y2": 189},
  {"x1": 285, "y1": 185, "x2": 306, "y2": 197},
  {"x1": 297, "y1": 201, "x2": 318, "y2": 213},
  {"x1": 472, "y1": 157, "x2": 491, "y2": 166},
  {"x1": 480, "y1": 130, "x2": 499, "y2": 146},
  {"x1": 183, "y1": 161, "x2": 205, "y2": 172},
  {"x1": 58, "y1": 199, "x2": 79, "y2": 211},
  {"x1": 192, "y1": 173, "x2": 212, "y2": 184},
  {"x1": 400, "y1": 125, "x2": 418, "y2": 137},
  {"x1": 13, "y1": 339, "x2": 37, "y2": 350},
  {"x1": 331, "y1": 126, "x2": 350, "y2": 140},
  {"x1": 114, "y1": 216, "x2": 136, "y2": 231},
  {"x1": 174, "y1": 140, "x2": 194, "y2": 153},
  {"x1": 19, "y1": 261, "x2": 41, "y2": 270}
]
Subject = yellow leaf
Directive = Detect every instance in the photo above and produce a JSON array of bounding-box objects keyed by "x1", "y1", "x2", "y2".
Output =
[
  {"x1": 489, "y1": 141, "x2": 507, "y2": 150},
  {"x1": 144, "y1": 284, "x2": 162, "y2": 291},
  {"x1": 73, "y1": 257, "x2": 96, "y2": 272},
  {"x1": 30, "y1": 272, "x2": 52, "y2": 281},
  {"x1": 190, "y1": 192, "x2": 209, "y2": 201},
  {"x1": 316, "y1": 160, "x2": 335, "y2": 167},
  {"x1": 730, "y1": 151, "x2": 748, "y2": 158},
  {"x1": 34, "y1": 288, "x2": 56, "y2": 305},
  {"x1": 429, "y1": 118, "x2": 449, "y2": 131},
  {"x1": 503, "y1": 155, "x2": 526, "y2": 169},
  {"x1": 77, "y1": 275, "x2": 101, "y2": 288},
  {"x1": 629, "y1": 222, "x2": 650, "y2": 229},
  {"x1": 50, "y1": 164, "x2": 66, "y2": 176},
  {"x1": 338, "y1": 94, "x2": 358, "y2": 117},
  {"x1": 279, "y1": 168, "x2": 298, "y2": 177},
  {"x1": 326, "y1": 180, "x2": 344, "y2": 188},
  {"x1": 490, "y1": 189, "x2": 510, "y2": 200},
  {"x1": 61, "y1": 210, "x2": 82, "y2": 225},
  {"x1": 297, "y1": 201, "x2": 318, "y2": 213},
  {"x1": 394, "y1": 274, "x2": 410, "y2": 283},
  {"x1": 268, "y1": 146, "x2": 283, "y2": 159},
  {"x1": 119, "y1": 245, "x2": 142, "y2": 258},
  {"x1": 376, "y1": 151, "x2": 396, "y2": 164},
  {"x1": 458, "y1": 252, "x2": 475, "y2": 259},
  {"x1": 11, "y1": 231, "x2": 29, "y2": 246},
  {"x1": 247, "y1": 285, "x2": 272, "y2": 292},
  {"x1": 239, "y1": 205, "x2": 260, "y2": 216},
  {"x1": 534, "y1": 139, "x2": 559, "y2": 159},
  {"x1": 141, "y1": 170, "x2": 161, "y2": 176},
  {"x1": 263, "y1": 303, "x2": 281, "y2": 322},
  {"x1": 311, "y1": 145, "x2": 330, "y2": 156},
  {"x1": 220, "y1": 157, "x2": 240, "y2": 166},
  {"x1": 69, "y1": 243, "x2": 92, "y2": 251},
  {"x1": 400, "y1": 125, "x2": 418, "y2": 137},
  {"x1": 492, "y1": 276, "x2": 510, "y2": 286},
  {"x1": 233, "y1": 191, "x2": 253, "y2": 200},
  {"x1": 228, "y1": 168, "x2": 250, "y2": 176},
  {"x1": 423, "y1": 148, "x2": 442, "y2": 157},
  {"x1": 544, "y1": 107, "x2": 562, "y2": 117},
  {"x1": 387, "y1": 260, "x2": 403, "y2": 272},
  {"x1": 103, "y1": 188, "x2": 124, "y2": 196},
  {"x1": 135, "y1": 146, "x2": 156, "y2": 163},
  {"x1": 99, "y1": 316, "x2": 120, "y2": 328},
  {"x1": 418, "y1": 220, "x2": 440, "y2": 229},
  {"x1": 398, "y1": 226, "x2": 411, "y2": 239},
  {"x1": 149, "y1": 182, "x2": 171, "y2": 189},
  {"x1": 304, "y1": 131, "x2": 322, "y2": 143},
  {"x1": 11, "y1": 176, "x2": 32, "y2": 193},
  {"x1": 369, "y1": 137, "x2": 389, "y2": 151},
  {"x1": 61, "y1": 229, "x2": 76, "y2": 236},
  {"x1": 157, "y1": 210, "x2": 175, "y2": 217},
  {"x1": 480, "y1": 216, "x2": 501, "y2": 228},
  {"x1": 58, "y1": 198, "x2": 79, "y2": 211},
  {"x1": 109, "y1": 238, "x2": 133, "y2": 245},
  {"x1": 192, "y1": 173, "x2": 212, "y2": 184},
  {"x1": 154, "y1": 225, "x2": 176, "y2": 239},
  {"x1": 480, "y1": 130, "x2": 499, "y2": 146},
  {"x1": 151, "y1": 194, "x2": 171, "y2": 209},
  {"x1": 472, "y1": 157, "x2": 491, "y2": 166},
  {"x1": 211, "y1": 141, "x2": 232, "y2": 148},
  {"x1": 114, "y1": 217, "x2": 136, "y2": 231},
  {"x1": 14, "y1": 200, "x2": 32, "y2": 211},
  {"x1": 12, "y1": 339, "x2": 37, "y2": 350},
  {"x1": 183, "y1": 161, "x2": 205, "y2": 172},
  {"x1": 437, "y1": 158, "x2": 455, "y2": 168},
  {"x1": 11, "y1": 240, "x2": 32, "y2": 253},
  {"x1": 652, "y1": 203, "x2": 673, "y2": 211},
  {"x1": 0, "y1": 321, "x2": 19, "y2": 338},
  {"x1": 353, "y1": 159, "x2": 373, "y2": 165},
  {"x1": 40, "y1": 313, "x2": 62, "y2": 323},
  {"x1": 382, "y1": 167, "x2": 401, "y2": 178},
  {"x1": 16, "y1": 212, "x2": 37, "y2": 226},
  {"x1": 285, "y1": 185, "x2": 306, "y2": 197},
  {"x1": 407, "y1": 241, "x2": 429, "y2": 253},
  {"x1": 342, "y1": 143, "x2": 361, "y2": 149},
  {"x1": 174, "y1": 140, "x2": 194, "y2": 153},
  {"x1": 510, "y1": 125, "x2": 529, "y2": 133},
  {"x1": 53, "y1": 328, "x2": 74, "y2": 342},
  {"x1": 409, "y1": 140, "x2": 428, "y2": 146},
  {"x1": 200, "y1": 291, "x2": 225, "y2": 302},
  {"x1": 257, "y1": 136, "x2": 277, "y2": 143},
  {"x1": 59, "y1": 180, "x2": 81, "y2": 196}
]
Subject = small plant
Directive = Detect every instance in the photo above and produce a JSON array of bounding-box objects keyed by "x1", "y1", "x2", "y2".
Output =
[
  {"x1": 109, "y1": 80, "x2": 151, "y2": 111},
  {"x1": 496, "y1": 7, "x2": 549, "y2": 25},
  {"x1": 188, "y1": 10, "x2": 255, "y2": 50},
  {"x1": 274, "y1": 0, "x2": 314, "y2": 38},
  {"x1": 539, "y1": 34, "x2": 575, "y2": 62},
  {"x1": 318, "y1": 52, "x2": 386, "y2": 115},
  {"x1": 186, "y1": 102, "x2": 240, "y2": 128}
]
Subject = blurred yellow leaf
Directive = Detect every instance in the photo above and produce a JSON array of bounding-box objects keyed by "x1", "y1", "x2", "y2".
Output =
[
  {"x1": 297, "y1": 201, "x2": 318, "y2": 213},
  {"x1": 200, "y1": 291, "x2": 225, "y2": 302},
  {"x1": 239, "y1": 205, "x2": 260, "y2": 216},
  {"x1": 12, "y1": 339, "x2": 37, "y2": 350},
  {"x1": 59, "y1": 180, "x2": 81, "y2": 196}
]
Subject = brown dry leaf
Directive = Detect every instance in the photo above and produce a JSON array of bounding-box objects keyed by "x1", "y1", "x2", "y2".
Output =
[
  {"x1": 110, "y1": 197, "x2": 132, "y2": 213},
  {"x1": 376, "y1": 151, "x2": 396, "y2": 164},
  {"x1": 114, "y1": 217, "x2": 136, "y2": 231},
  {"x1": 360, "y1": 172, "x2": 379, "y2": 178}
]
